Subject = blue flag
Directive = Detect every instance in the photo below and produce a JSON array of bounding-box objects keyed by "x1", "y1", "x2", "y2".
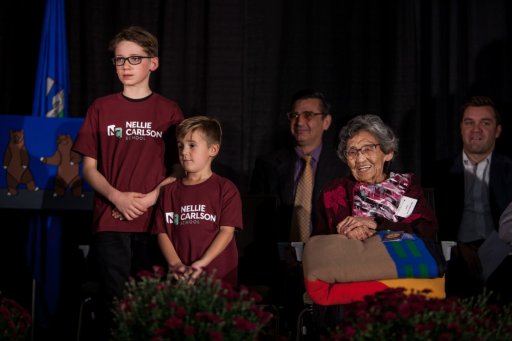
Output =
[
  {"x1": 32, "y1": 0, "x2": 70, "y2": 118},
  {"x1": 28, "y1": 0, "x2": 69, "y2": 330}
]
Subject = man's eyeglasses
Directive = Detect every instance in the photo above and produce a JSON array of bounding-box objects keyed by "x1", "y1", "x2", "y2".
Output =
[
  {"x1": 112, "y1": 56, "x2": 153, "y2": 66},
  {"x1": 344, "y1": 144, "x2": 380, "y2": 160},
  {"x1": 286, "y1": 111, "x2": 325, "y2": 121}
]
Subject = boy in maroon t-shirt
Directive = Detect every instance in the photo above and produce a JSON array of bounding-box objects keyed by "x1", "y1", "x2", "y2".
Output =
[
  {"x1": 73, "y1": 26, "x2": 183, "y2": 337},
  {"x1": 153, "y1": 116, "x2": 243, "y2": 286}
]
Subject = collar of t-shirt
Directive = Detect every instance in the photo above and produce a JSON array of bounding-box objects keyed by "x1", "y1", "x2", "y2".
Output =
[{"x1": 293, "y1": 144, "x2": 322, "y2": 185}]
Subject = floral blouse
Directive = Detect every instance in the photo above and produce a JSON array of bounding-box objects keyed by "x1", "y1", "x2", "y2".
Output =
[{"x1": 313, "y1": 173, "x2": 438, "y2": 240}]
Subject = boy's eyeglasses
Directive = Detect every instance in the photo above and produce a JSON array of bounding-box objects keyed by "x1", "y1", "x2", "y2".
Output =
[
  {"x1": 112, "y1": 56, "x2": 152, "y2": 66},
  {"x1": 286, "y1": 111, "x2": 325, "y2": 121}
]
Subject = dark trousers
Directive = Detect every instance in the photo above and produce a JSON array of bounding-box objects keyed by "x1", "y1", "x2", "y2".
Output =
[
  {"x1": 446, "y1": 242, "x2": 484, "y2": 299},
  {"x1": 446, "y1": 241, "x2": 512, "y2": 305},
  {"x1": 93, "y1": 232, "x2": 154, "y2": 339},
  {"x1": 486, "y1": 255, "x2": 512, "y2": 305}
]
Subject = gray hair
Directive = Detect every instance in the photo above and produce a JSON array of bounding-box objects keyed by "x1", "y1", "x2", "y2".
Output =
[{"x1": 337, "y1": 114, "x2": 399, "y2": 163}]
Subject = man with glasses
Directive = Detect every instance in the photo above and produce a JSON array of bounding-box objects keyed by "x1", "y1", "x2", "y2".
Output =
[
  {"x1": 249, "y1": 89, "x2": 347, "y2": 336},
  {"x1": 251, "y1": 89, "x2": 347, "y2": 242}
]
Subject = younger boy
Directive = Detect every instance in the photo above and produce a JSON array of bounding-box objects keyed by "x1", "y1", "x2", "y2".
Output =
[
  {"x1": 153, "y1": 116, "x2": 242, "y2": 286},
  {"x1": 72, "y1": 26, "x2": 183, "y2": 334}
]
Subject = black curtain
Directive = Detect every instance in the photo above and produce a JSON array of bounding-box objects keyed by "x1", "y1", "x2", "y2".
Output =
[
  {"x1": 2, "y1": 0, "x2": 512, "y2": 190},
  {"x1": 2, "y1": 1, "x2": 512, "y2": 337}
]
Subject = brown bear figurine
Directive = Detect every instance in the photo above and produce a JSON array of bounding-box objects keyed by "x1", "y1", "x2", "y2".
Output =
[
  {"x1": 3, "y1": 129, "x2": 39, "y2": 196},
  {"x1": 40, "y1": 134, "x2": 83, "y2": 197}
]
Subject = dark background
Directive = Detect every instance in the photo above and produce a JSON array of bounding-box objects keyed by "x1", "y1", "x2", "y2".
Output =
[
  {"x1": 2, "y1": 0, "x2": 512, "y2": 188},
  {"x1": 1, "y1": 0, "x2": 512, "y2": 338}
]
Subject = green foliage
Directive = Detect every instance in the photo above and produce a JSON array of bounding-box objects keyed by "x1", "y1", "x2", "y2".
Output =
[
  {"x1": 0, "y1": 294, "x2": 31, "y2": 341},
  {"x1": 111, "y1": 267, "x2": 271, "y2": 341},
  {"x1": 328, "y1": 288, "x2": 512, "y2": 341}
]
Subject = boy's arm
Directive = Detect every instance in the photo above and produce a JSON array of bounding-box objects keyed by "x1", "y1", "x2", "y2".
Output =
[
  {"x1": 157, "y1": 233, "x2": 186, "y2": 269},
  {"x1": 189, "y1": 226, "x2": 235, "y2": 279},
  {"x1": 139, "y1": 163, "x2": 185, "y2": 208},
  {"x1": 82, "y1": 156, "x2": 147, "y2": 220}
]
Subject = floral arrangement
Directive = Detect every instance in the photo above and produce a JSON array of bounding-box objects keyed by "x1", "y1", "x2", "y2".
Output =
[
  {"x1": 327, "y1": 288, "x2": 512, "y2": 340},
  {"x1": 111, "y1": 266, "x2": 272, "y2": 341},
  {"x1": 0, "y1": 294, "x2": 32, "y2": 341}
]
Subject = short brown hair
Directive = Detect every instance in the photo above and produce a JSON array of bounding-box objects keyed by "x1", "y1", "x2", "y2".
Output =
[
  {"x1": 461, "y1": 96, "x2": 501, "y2": 125},
  {"x1": 109, "y1": 26, "x2": 158, "y2": 57},
  {"x1": 176, "y1": 116, "x2": 222, "y2": 146}
]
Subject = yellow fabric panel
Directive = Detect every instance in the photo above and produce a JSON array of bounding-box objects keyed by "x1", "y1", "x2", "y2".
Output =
[{"x1": 379, "y1": 276, "x2": 446, "y2": 299}]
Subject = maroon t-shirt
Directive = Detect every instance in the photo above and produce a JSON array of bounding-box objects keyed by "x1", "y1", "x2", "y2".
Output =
[
  {"x1": 73, "y1": 93, "x2": 183, "y2": 233},
  {"x1": 153, "y1": 173, "x2": 243, "y2": 285}
]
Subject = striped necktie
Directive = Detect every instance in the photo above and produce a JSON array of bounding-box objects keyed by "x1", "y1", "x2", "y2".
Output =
[{"x1": 291, "y1": 155, "x2": 313, "y2": 242}]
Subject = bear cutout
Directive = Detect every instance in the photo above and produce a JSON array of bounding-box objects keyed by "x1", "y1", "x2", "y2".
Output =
[
  {"x1": 40, "y1": 134, "x2": 83, "y2": 197},
  {"x1": 3, "y1": 129, "x2": 39, "y2": 196}
]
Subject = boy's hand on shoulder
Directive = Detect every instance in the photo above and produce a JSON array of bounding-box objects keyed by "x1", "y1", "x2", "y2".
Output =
[{"x1": 110, "y1": 191, "x2": 147, "y2": 221}]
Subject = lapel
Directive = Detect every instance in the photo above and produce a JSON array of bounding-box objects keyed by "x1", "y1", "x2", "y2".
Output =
[
  {"x1": 450, "y1": 153, "x2": 465, "y2": 199},
  {"x1": 275, "y1": 150, "x2": 296, "y2": 205}
]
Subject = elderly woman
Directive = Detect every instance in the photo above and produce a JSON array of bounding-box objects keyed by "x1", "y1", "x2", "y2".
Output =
[{"x1": 313, "y1": 114, "x2": 437, "y2": 240}]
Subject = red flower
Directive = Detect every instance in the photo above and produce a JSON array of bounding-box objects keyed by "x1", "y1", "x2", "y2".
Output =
[
  {"x1": 196, "y1": 311, "x2": 223, "y2": 323},
  {"x1": 175, "y1": 306, "x2": 187, "y2": 318},
  {"x1": 137, "y1": 270, "x2": 153, "y2": 278},
  {"x1": 447, "y1": 322, "x2": 461, "y2": 336},
  {"x1": 119, "y1": 298, "x2": 132, "y2": 312},
  {"x1": 183, "y1": 324, "x2": 195, "y2": 336},
  {"x1": 247, "y1": 291, "x2": 262, "y2": 303},
  {"x1": 209, "y1": 330, "x2": 223, "y2": 341},
  {"x1": 383, "y1": 311, "x2": 396, "y2": 321},
  {"x1": 342, "y1": 325, "x2": 356, "y2": 338},
  {"x1": 233, "y1": 317, "x2": 257, "y2": 331},
  {"x1": 111, "y1": 269, "x2": 271, "y2": 340},
  {"x1": 152, "y1": 265, "x2": 165, "y2": 277},
  {"x1": 221, "y1": 288, "x2": 240, "y2": 300},
  {"x1": 438, "y1": 332, "x2": 454, "y2": 341},
  {"x1": 397, "y1": 303, "x2": 411, "y2": 318},
  {"x1": 165, "y1": 316, "x2": 183, "y2": 329}
]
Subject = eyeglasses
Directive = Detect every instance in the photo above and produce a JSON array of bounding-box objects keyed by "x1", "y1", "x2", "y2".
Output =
[
  {"x1": 286, "y1": 111, "x2": 325, "y2": 120},
  {"x1": 344, "y1": 144, "x2": 380, "y2": 160},
  {"x1": 112, "y1": 56, "x2": 153, "y2": 66}
]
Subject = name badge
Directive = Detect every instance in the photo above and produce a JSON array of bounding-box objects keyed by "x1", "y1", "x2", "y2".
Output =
[{"x1": 396, "y1": 196, "x2": 417, "y2": 218}]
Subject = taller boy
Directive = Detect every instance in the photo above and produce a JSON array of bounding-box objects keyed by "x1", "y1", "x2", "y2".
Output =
[{"x1": 73, "y1": 26, "x2": 184, "y2": 333}]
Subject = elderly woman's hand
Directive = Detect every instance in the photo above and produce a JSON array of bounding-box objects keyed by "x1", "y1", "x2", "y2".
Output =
[
  {"x1": 345, "y1": 225, "x2": 376, "y2": 240},
  {"x1": 336, "y1": 216, "x2": 377, "y2": 239}
]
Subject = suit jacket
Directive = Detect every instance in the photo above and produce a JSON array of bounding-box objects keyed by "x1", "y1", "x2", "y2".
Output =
[
  {"x1": 250, "y1": 144, "x2": 348, "y2": 242},
  {"x1": 433, "y1": 151, "x2": 512, "y2": 241}
]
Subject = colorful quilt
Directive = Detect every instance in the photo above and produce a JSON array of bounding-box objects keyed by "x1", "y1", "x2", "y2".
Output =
[{"x1": 303, "y1": 232, "x2": 445, "y2": 305}]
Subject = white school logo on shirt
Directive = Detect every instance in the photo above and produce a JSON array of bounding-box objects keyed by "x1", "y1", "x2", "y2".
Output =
[
  {"x1": 165, "y1": 212, "x2": 179, "y2": 225},
  {"x1": 107, "y1": 124, "x2": 123, "y2": 138}
]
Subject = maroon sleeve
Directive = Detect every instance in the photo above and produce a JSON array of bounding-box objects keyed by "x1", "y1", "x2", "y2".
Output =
[
  {"x1": 152, "y1": 187, "x2": 168, "y2": 235},
  {"x1": 220, "y1": 180, "x2": 243, "y2": 231},
  {"x1": 312, "y1": 178, "x2": 353, "y2": 235},
  {"x1": 72, "y1": 102, "x2": 99, "y2": 159},
  {"x1": 375, "y1": 174, "x2": 438, "y2": 240}
]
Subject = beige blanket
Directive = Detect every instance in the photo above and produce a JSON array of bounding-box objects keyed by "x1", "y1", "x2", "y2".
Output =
[{"x1": 303, "y1": 234, "x2": 397, "y2": 283}]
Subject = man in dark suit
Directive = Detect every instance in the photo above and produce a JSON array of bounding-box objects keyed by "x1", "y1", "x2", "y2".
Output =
[
  {"x1": 250, "y1": 89, "x2": 347, "y2": 242},
  {"x1": 433, "y1": 96, "x2": 512, "y2": 303},
  {"x1": 249, "y1": 89, "x2": 347, "y2": 335}
]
